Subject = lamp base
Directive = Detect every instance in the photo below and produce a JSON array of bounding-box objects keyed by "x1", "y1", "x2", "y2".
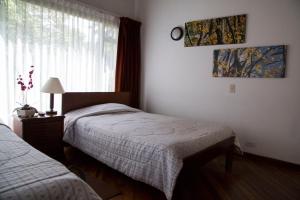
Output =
[{"x1": 46, "y1": 110, "x2": 57, "y2": 115}]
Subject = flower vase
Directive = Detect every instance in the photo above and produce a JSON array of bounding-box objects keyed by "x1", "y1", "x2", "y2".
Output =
[
  {"x1": 22, "y1": 91, "x2": 28, "y2": 106},
  {"x1": 16, "y1": 91, "x2": 36, "y2": 118},
  {"x1": 17, "y1": 108, "x2": 36, "y2": 118}
]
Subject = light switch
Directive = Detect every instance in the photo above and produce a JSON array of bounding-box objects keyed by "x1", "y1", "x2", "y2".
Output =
[{"x1": 229, "y1": 84, "x2": 236, "y2": 93}]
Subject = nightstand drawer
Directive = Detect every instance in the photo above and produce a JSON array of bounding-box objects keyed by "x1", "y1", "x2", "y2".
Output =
[{"x1": 24, "y1": 121, "x2": 62, "y2": 139}]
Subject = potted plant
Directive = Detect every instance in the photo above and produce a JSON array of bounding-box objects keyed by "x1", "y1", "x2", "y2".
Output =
[{"x1": 14, "y1": 66, "x2": 37, "y2": 118}]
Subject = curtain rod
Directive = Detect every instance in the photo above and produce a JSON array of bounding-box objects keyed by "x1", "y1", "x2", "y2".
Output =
[
  {"x1": 75, "y1": 0, "x2": 121, "y2": 18},
  {"x1": 23, "y1": 0, "x2": 122, "y2": 18}
]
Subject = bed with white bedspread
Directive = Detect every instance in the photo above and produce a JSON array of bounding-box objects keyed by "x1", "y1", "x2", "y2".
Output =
[
  {"x1": 63, "y1": 103, "x2": 238, "y2": 200},
  {"x1": 0, "y1": 122, "x2": 102, "y2": 200}
]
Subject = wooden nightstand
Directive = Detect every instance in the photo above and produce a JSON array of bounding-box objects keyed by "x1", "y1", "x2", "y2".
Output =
[{"x1": 13, "y1": 115, "x2": 65, "y2": 160}]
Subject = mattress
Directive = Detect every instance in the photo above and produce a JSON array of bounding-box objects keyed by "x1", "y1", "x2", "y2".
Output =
[
  {"x1": 63, "y1": 103, "x2": 237, "y2": 200},
  {"x1": 0, "y1": 123, "x2": 102, "y2": 200}
]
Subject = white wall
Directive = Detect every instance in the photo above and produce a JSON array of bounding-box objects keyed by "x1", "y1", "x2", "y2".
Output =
[
  {"x1": 78, "y1": 0, "x2": 136, "y2": 18},
  {"x1": 137, "y1": 0, "x2": 300, "y2": 164}
]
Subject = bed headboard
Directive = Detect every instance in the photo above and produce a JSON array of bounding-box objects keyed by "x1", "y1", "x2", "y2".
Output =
[{"x1": 62, "y1": 92, "x2": 131, "y2": 114}]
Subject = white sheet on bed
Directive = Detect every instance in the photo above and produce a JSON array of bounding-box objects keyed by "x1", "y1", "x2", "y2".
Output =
[
  {"x1": 0, "y1": 123, "x2": 101, "y2": 200},
  {"x1": 64, "y1": 103, "x2": 237, "y2": 200}
]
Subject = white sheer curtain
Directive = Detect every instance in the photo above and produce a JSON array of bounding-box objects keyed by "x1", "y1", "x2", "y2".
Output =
[{"x1": 0, "y1": 0, "x2": 119, "y2": 123}]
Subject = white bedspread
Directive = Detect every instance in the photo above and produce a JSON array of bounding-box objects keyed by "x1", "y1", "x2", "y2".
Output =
[
  {"x1": 0, "y1": 123, "x2": 101, "y2": 200},
  {"x1": 64, "y1": 103, "x2": 236, "y2": 200}
]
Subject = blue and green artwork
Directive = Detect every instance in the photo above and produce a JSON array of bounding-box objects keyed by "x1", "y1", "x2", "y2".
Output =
[{"x1": 213, "y1": 45, "x2": 287, "y2": 78}]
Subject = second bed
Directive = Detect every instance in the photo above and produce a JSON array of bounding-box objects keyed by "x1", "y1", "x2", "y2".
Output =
[{"x1": 62, "y1": 92, "x2": 238, "y2": 200}]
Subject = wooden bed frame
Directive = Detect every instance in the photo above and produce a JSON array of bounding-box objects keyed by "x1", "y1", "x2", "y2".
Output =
[{"x1": 62, "y1": 92, "x2": 235, "y2": 198}]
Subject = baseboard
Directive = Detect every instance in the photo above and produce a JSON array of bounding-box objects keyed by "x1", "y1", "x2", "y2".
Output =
[{"x1": 242, "y1": 152, "x2": 300, "y2": 169}]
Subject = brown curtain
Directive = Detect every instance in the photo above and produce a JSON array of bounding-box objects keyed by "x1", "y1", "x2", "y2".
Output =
[{"x1": 115, "y1": 17, "x2": 141, "y2": 108}]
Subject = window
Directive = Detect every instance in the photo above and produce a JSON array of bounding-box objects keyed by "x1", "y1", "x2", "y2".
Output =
[{"x1": 0, "y1": 0, "x2": 119, "y2": 123}]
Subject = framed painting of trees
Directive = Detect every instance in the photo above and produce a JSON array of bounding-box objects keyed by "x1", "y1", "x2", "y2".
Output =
[
  {"x1": 184, "y1": 14, "x2": 246, "y2": 47},
  {"x1": 213, "y1": 45, "x2": 287, "y2": 78}
]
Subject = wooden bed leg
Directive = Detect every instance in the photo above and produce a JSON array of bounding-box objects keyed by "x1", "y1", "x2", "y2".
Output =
[{"x1": 225, "y1": 146, "x2": 234, "y2": 173}]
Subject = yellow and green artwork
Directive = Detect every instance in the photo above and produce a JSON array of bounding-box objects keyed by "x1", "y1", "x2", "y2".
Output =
[
  {"x1": 184, "y1": 14, "x2": 246, "y2": 47},
  {"x1": 213, "y1": 45, "x2": 287, "y2": 78}
]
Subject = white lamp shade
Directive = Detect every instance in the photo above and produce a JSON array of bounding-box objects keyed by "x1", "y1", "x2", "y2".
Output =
[{"x1": 41, "y1": 77, "x2": 65, "y2": 94}]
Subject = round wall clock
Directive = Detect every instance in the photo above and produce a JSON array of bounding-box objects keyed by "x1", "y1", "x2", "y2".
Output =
[{"x1": 170, "y1": 26, "x2": 183, "y2": 41}]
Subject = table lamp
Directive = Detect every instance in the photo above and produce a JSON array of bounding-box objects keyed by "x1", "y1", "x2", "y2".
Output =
[{"x1": 41, "y1": 77, "x2": 65, "y2": 115}]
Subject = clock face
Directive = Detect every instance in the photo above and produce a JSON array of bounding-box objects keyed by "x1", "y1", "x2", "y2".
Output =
[{"x1": 170, "y1": 27, "x2": 183, "y2": 41}]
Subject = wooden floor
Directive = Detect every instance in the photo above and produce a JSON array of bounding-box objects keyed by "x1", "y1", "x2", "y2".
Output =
[{"x1": 64, "y1": 147, "x2": 300, "y2": 200}]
